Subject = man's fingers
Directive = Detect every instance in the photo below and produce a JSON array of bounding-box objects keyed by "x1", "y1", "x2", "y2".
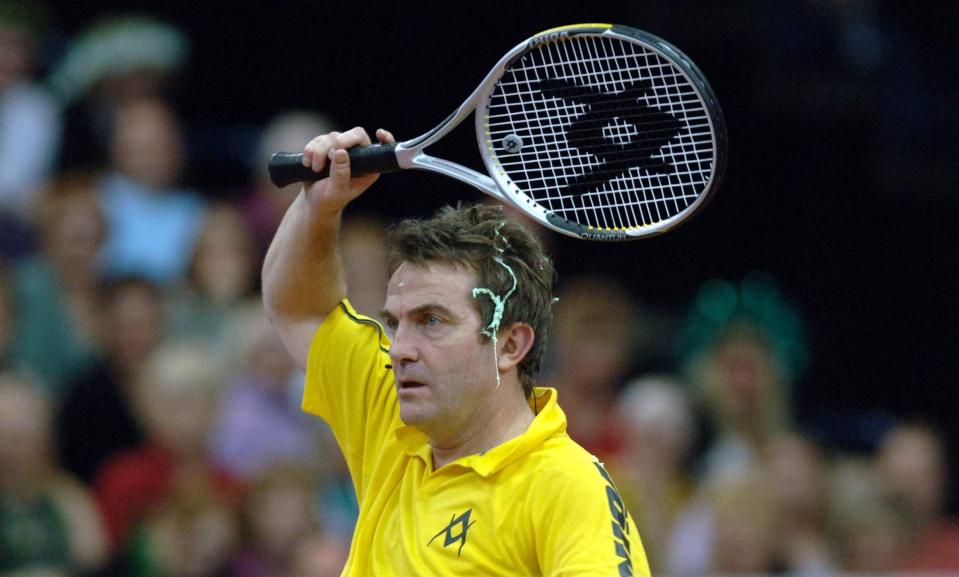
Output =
[
  {"x1": 376, "y1": 128, "x2": 395, "y2": 144},
  {"x1": 348, "y1": 126, "x2": 373, "y2": 146},
  {"x1": 301, "y1": 128, "x2": 388, "y2": 192},
  {"x1": 328, "y1": 148, "x2": 352, "y2": 186},
  {"x1": 303, "y1": 131, "x2": 341, "y2": 173},
  {"x1": 328, "y1": 126, "x2": 372, "y2": 158}
]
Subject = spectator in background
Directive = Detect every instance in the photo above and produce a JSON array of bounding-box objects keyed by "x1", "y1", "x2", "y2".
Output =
[
  {"x1": 209, "y1": 304, "x2": 320, "y2": 480},
  {"x1": 828, "y1": 456, "x2": 907, "y2": 572},
  {"x1": 763, "y1": 432, "x2": 835, "y2": 575},
  {"x1": 9, "y1": 174, "x2": 104, "y2": 397},
  {"x1": 607, "y1": 374, "x2": 696, "y2": 571},
  {"x1": 667, "y1": 469, "x2": 781, "y2": 576},
  {"x1": 0, "y1": 371, "x2": 109, "y2": 575},
  {"x1": 169, "y1": 203, "x2": 259, "y2": 342},
  {"x1": 877, "y1": 422, "x2": 959, "y2": 571},
  {"x1": 94, "y1": 341, "x2": 243, "y2": 553},
  {"x1": 56, "y1": 276, "x2": 165, "y2": 484},
  {"x1": 705, "y1": 471, "x2": 782, "y2": 575},
  {"x1": 541, "y1": 275, "x2": 641, "y2": 460},
  {"x1": 281, "y1": 212, "x2": 383, "y2": 536},
  {"x1": 289, "y1": 530, "x2": 350, "y2": 577},
  {"x1": 676, "y1": 273, "x2": 808, "y2": 482},
  {"x1": 97, "y1": 96, "x2": 207, "y2": 284},
  {"x1": 232, "y1": 466, "x2": 320, "y2": 577},
  {"x1": 206, "y1": 303, "x2": 358, "y2": 541},
  {"x1": 49, "y1": 15, "x2": 188, "y2": 173},
  {"x1": 127, "y1": 486, "x2": 239, "y2": 577},
  {"x1": 0, "y1": 0, "x2": 60, "y2": 260},
  {"x1": 339, "y1": 214, "x2": 389, "y2": 319},
  {"x1": 243, "y1": 111, "x2": 334, "y2": 262},
  {"x1": 312, "y1": 423, "x2": 359, "y2": 545}
]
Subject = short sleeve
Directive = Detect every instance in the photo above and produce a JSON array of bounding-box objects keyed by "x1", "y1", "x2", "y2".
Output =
[
  {"x1": 534, "y1": 458, "x2": 651, "y2": 577},
  {"x1": 302, "y1": 300, "x2": 400, "y2": 500}
]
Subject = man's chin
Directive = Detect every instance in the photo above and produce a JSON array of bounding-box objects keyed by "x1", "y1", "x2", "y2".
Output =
[{"x1": 398, "y1": 398, "x2": 438, "y2": 428}]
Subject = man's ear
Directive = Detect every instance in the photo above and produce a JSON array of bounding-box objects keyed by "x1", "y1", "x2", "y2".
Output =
[{"x1": 497, "y1": 322, "x2": 535, "y2": 372}]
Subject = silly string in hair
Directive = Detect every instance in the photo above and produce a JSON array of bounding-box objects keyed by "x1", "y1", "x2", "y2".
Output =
[{"x1": 471, "y1": 222, "x2": 517, "y2": 389}]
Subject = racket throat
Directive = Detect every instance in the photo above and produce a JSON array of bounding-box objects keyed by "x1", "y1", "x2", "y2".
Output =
[{"x1": 396, "y1": 147, "x2": 506, "y2": 202}]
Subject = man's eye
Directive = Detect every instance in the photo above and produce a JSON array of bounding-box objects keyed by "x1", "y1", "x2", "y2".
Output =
[
  {"x1": 385, "y1": 318, "x2": 398, "y2": 330},
  {"x1": 426, "y1": 315, "x2": 441, "y2": 327}
]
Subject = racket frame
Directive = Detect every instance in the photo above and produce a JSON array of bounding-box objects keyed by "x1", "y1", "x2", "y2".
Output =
[{"x1": 392, "y1": 23, "x2": 726, "y2": 241}]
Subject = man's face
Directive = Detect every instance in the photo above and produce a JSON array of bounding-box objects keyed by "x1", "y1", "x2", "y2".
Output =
[{"x1": 382, "y1": 261, "x2": 497, "y2": 438}]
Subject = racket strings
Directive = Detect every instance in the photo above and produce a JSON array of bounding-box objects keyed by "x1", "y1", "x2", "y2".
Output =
[
  {"x1": 486, "y1": 33, "x2": 716, "y2": 231},
  {"x1": 559, "y1": 36, "x2": 696, "y2": 229}
]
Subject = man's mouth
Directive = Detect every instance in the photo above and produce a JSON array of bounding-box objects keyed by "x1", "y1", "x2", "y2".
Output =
[{"x1": 398, "y1": 379, "x2": 426, "y2": 390}]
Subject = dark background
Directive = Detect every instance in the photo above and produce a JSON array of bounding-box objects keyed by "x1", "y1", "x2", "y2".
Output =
[{"x1": 46, "y1": 0, "x2": 959, "y2": 502}]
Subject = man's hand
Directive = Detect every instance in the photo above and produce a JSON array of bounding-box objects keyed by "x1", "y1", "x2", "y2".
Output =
[
  {"x1": 263, "y1": 126, "x2": 396, "y2": 370},
  {"x1": 300, "y1": 127, "x2": 396, "y2": 216}
]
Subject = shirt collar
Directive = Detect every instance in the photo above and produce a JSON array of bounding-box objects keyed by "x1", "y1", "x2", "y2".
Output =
[{"x1": 394, "y1": 387, "x2": 567, "y2": 477}]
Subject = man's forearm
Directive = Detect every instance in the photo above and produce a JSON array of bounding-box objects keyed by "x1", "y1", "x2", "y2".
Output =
[
  {"x1": 262, "y1": 191, "x2": 346, "y2": 325},
  {"x1": 261, "y1": 127, "x2": 392, "y2": 368}
]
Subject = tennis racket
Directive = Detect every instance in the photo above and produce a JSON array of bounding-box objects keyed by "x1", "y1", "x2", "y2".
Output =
[{"x1": 269, "y1": 23, "x2": 727, "y2": 241}]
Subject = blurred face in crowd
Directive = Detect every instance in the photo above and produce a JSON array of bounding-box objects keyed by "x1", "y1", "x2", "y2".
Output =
[
  {"x1": 340, "y1": 216, "x2": 388, "y2": 319},
  {"x1": 877, "y1": 425, "x2": 946, "y2": 523},
  {"x1": 191, "y1": 205, "x2": 256, "y2": 303},
  {"x1": 248, "y1": 475, "x2": 316, "y2": 561},
  {"x1": 710, "y1": 474, "x2": 779, "y2": 574},
  {"x1": 764, "y1": 433, "x2": 827, "y2": 521},
  {"x1": 104, "y1": 281, "x2": 165, "y2": 376},
  {"x1": 551, "y1": 277, "x2": 638, "y2": 392},
  {"x1": 110, "y1": 98, "x2": 184, "y2": 189},
  {"x1": 137, "y1": 346, "x2": 221, "y2": 458},
  {"x1": 712, "y1": 330, "x2": 776, "y2": 411},
  {"x1": 840, "y1": 508, "x2": 904, "y2": 572},
  {"x1": 829, "y1": 458, "x2": 907, "y2": 571},
  {"x1": 142, "y1": 384, "x2": 217, "y2": 458},
  {"x1": 616, "y1": 378, "x2": 693, "y2": 473},
  {"x1": 151, "y1": 499, "x2": 238, "y2": 577},
  {"x1": 291, "y1": 532, "x2": 349, "y2": 577},
  {"x1": 699, "y1": 325, "x2": 784, "y2": 439},
  {"x1": 245, "y1": 321, "x2": 295, "y2": 393},
  {"x1": 0, "y1": 379, "x2": 52, "y2": 488},
  {"x1": 38, "y1": 184, "x2": 106, "y2": 280}
]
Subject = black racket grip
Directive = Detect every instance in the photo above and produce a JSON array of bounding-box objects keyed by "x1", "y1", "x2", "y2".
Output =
[{"x1": 268, "y1": 143, "x2": 400, "y2": 188}]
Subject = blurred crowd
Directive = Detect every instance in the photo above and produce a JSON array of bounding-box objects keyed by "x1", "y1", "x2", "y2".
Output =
[{"x1": 1, "y1": 3, "x2": 957, "y2": 577}]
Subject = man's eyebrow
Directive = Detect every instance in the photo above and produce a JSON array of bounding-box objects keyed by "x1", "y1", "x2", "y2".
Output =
[{"x1": 380, "y1": 303, "x2": 457, "y2": 321}]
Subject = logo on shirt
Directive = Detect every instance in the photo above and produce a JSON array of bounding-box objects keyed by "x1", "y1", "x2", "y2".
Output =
[
  {"x1": 595, "y1": 461, "x2": 634, "y2": 576},
  {"x1": 428, "y1": 509, "x2": 476, "y2": 557}
]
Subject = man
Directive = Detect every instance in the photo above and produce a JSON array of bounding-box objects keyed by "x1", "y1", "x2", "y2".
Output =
[{"x1": 262, "y1": 126, "x2": 649, "y2": 575}]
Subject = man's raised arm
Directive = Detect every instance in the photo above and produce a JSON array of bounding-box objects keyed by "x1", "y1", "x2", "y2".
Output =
[{"x1": 262, "y1": 127, "x2": 394, "y2": 369}]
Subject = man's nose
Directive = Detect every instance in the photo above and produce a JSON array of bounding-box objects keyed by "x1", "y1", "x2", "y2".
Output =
[{"x1": 388, "y1": 323, "x2": 418, "y2": 365}]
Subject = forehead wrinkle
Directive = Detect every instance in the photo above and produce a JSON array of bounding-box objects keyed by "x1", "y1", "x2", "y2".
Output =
[{"x1": 383, "y1": 266, "x2": 478, "y2": 323}]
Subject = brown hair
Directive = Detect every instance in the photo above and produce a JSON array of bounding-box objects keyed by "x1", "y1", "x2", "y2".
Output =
[{"x1": 387, "y1": 204, "x2": 555, "y2": 397}]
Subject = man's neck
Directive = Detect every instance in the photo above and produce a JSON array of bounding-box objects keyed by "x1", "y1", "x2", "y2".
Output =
[{"x1": 430, "y1": 388, "x2": 535, "y2": 470}]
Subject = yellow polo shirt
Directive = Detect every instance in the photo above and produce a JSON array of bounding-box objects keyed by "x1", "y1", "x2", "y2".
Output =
[{"x1": 303, "y1": 300, "x2": 650, "y2": 576}]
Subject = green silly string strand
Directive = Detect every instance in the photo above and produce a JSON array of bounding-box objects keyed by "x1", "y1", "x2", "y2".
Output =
[{"x1": 471, "y1": 223, "x2": 517, "y2": 389}]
